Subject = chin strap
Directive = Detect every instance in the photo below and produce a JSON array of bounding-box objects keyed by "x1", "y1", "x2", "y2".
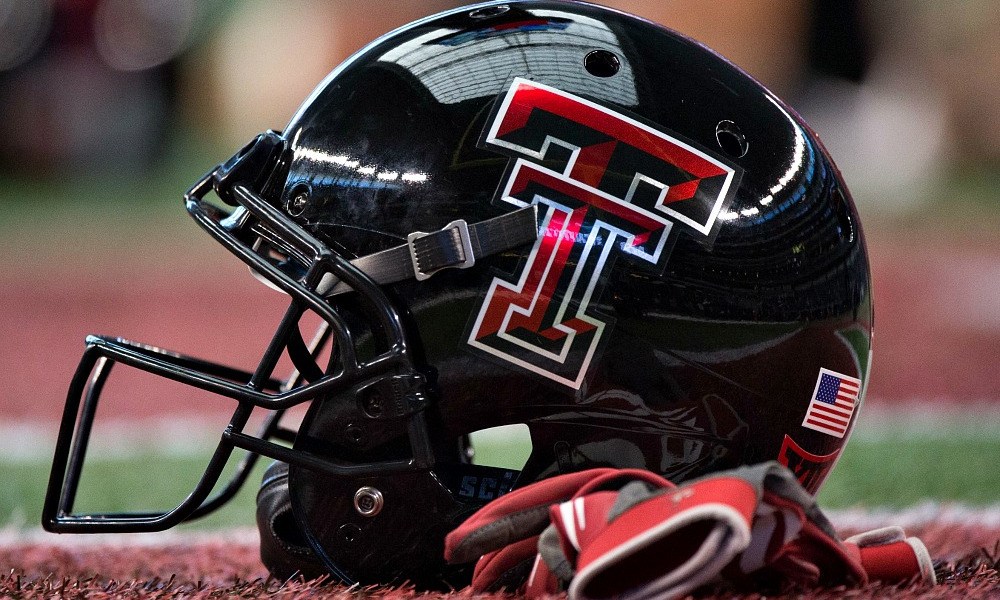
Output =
[
  {"x1": 316, "y1": 205, "x2": 539, "y2": 296},
  {"x1": 445, "y1": 462, "x2": 935, "y2": 600}
]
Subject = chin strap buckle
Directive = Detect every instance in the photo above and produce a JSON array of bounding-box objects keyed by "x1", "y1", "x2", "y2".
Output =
[{"x1": 408, "y1": 219, "x2": 476, "y2": 281}]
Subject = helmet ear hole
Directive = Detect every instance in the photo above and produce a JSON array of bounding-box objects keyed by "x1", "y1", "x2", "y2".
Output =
[{"x1": 467, "y1": 424, "x2": 532, "y2": 471}]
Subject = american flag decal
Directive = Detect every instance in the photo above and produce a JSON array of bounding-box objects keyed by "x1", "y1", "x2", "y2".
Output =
[{"x1": 801, "y1": 369, "x2": 861, "y2": 438}]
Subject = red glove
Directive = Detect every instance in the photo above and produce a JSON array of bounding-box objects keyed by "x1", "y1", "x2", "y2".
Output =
[
  {"x1": 444, "y1": 468, "x2": 674, "y2": 593},
  {"x1": 445, "y1": 462, "x2": 935, "y2": 600}
]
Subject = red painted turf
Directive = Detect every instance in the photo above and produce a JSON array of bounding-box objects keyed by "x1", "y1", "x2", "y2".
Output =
[
  {"x1": 1, "y1": 523, "x2": 998, "y2": 598},
  {"x1": 3, "y1": 226, "x2": 1000, "y2": 420}
]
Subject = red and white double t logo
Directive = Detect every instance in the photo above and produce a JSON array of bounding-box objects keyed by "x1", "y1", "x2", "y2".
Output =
[{"x1": 468, "y1": 78, "x2": 739, "y2": 389}]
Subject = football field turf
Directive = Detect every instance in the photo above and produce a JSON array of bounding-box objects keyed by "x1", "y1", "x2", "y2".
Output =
[{"x1": 1, "y1": 175, "x2": 998, "y2": 597}]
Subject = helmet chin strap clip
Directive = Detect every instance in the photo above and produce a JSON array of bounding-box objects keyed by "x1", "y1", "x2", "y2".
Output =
[
  {"x1": 317, "y1": 204, "x2": 539, "y2": 295},
  {"x1": 355, "y1": 372, "x2": 432, "y2": 419}
]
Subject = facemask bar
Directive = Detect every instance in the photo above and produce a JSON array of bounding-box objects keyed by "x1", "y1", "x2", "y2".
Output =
[{"x1": 44, "y1": 132, "x2": 436, "y2": 533}]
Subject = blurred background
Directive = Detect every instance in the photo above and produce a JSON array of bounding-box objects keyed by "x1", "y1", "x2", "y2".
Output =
[
  {"x1": 3, "y1": 0, "x2": 997, "y2": 200},
  {"x1": 0, "y1": 0, "x2": 997, "y2": 530}
]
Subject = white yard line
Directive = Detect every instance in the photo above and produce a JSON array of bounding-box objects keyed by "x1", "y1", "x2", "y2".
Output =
[
  {"x1": 828, "y1": 502, "x2": 1000, "y2": 531},
  {"x1": 2, "y1": 417, "x2": 243, "y2": 463},
  {"x1": 3, "y1": 503, "x2": 1000, "y2": 549},
  {"x1": 852, "y1": 401, "x2": 1000, "y2": 442},
  {"x1": 0, "y1": 526, "x2": 260, "y2": 547},
  {"x1": 5, "y1": 402, "x2": 999, "y2": 463}
]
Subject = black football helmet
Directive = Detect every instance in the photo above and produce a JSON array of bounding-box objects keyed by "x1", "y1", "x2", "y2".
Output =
[{"x1": 45, "y1": 0, "x2": 872, "y2": 589}]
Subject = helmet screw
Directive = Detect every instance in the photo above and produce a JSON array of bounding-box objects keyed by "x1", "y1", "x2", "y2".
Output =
[
  {"x1": 286, "y1": 185, "x2": 310, "y2": 216},
  {"x1": 345, "y1": 423, "x2": 365, "y2": 445},
  {"x1": 288, "y1": 193, "x2": 308, "y2": 215},
  {"x1": 366, "y1": 393, "x2": 383, "y2": 416},
  {"x1": 354, "y1": 486, "x2": 384, "y2": 517}
]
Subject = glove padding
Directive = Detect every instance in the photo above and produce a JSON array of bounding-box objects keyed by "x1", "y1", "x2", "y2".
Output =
[
  {"x1": 445, "y1": 461, "x2": 935, "y2": 600},
  {"x1": 844, "y1": 526, "x2": 936, "y2": 585}
]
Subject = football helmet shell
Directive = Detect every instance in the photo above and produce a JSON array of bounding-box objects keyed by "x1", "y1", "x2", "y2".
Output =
[{"x1": 45, "y1": 0, "x2": 872, "y2": 589}]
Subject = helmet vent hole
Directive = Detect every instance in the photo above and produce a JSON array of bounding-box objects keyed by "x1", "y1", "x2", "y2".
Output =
[
  {"x1": 470, "y1": 5, "x2": 509, "y2": 19},
  {"x1": 716, "y1": 120, "x2": 748, "y2": 158},
  {"x1": 585, "y1": 49, "x2": 620, "y2": 78}
]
